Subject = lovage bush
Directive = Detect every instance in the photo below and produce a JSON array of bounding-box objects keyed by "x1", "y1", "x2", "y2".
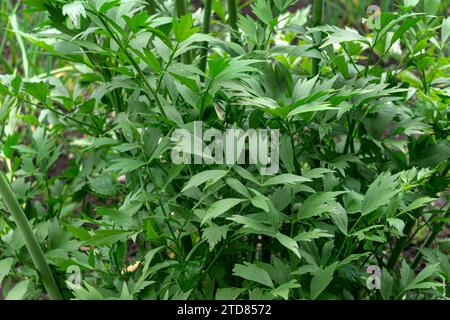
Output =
[{"x1": 0, "y1": 0, "x2": 448, "y2": 300}]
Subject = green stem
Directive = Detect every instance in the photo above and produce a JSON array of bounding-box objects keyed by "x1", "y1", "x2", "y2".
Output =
[
  {"x1": 0, "y1": 173, "x2": 63, "y2": 300},
  {"x1": 227, "y1": 0, "x2": 239, "y2": 43},
  {"x1": 364, "y1": 32, "x2": 379, "y2": 77},
  {"x1": 311, "y1": 0, "x2": 323, "y2": 76},
  {"x1": 146, "y1": 0, "x2": 156, "y2": 15},
  {"x1": 175, "y1": 0, "x2": 186, "y2": 17},
  {"x1": 411, "y1": 207, "x2": 449, "y2": 269},
  {"x1": 175, "y1": 0, "x2": 192, "y2": 64},
  {"x1": 343, "y1": 114, "x2": 355, "y2": 154},
  {"x1": 97, "y1": 13, "x2": 168, "y2": 121},
  {"x1": 200, "y1": 0, "x2": 213, "y2": 76},
  {"x1": 285, "y1": 120, "x2": 302, "y2": 175}
]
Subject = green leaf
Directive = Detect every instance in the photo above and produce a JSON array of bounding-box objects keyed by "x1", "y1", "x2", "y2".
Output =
[
  {"x1": 96, "y1": 207, "x2": 138, "y2": 230},
  {"x1": 62, "y1": 1, "x2": 86, "y2": 27},
  {"x1": 361, "y1": 172, "x2": 401, "y2": 216},
  {"x1": 321, "y1": 27, "x2": 370, "y2": 48},
  {"x1": 400, "y1": 260, "x2": 414, "y2": 289},
  {"x1": 387, "y1": 218, "x2": 406, "y2": 236},
  {"x1": 403, "y1": 0, "x2": 420, "y2": 7},
  {"x1": 203, "y1": 222, "x2": 229, "y2": 251},
  {"x1": 0, "y1": 258, "x2": 14, "y2": 284},
  {"x1": 328, "y1": 201, "x2": 348, "y2": 235},
  {"x1": 88, "y1": 175, "x2": 116, "y2": 196},
  {"x1": 302, "y1": 168, "x2": 335, "y2": 179},
  {"x1": 181, "y1": 170, "x2": 228, "y2": 192},
  {"x1": 250, "y1": 194, "x2": 270, "y2": 212},
  {"x1": 72, "y1": 281, "x2": 104, "y2": 300},
  {"x1": 226, "y1": 178, "x2": 252, "y2": 198},
  {"x1": 292, "y1": 75, "x2": 318, "y2": 101},
  {"x1": 442, "y1": 16, "x2": 450, "y2": 44},
  {"x1": 215, "y1": 288, "x2": 245, "y2": 300},
  {"x1": 310, "y1": 262, "x2": 338, "y2": 299},
  {"x1": 263, "y1": 174, "x2": 311, "y2": 187},
  {"x1": 294, "y1": 229, "x2": 334, "y2": 242},
  {"x1": 5, "y1": 280, "x2": 30, "y2": 300},
  {"x1": 380, "y1": 268, "x2": 394, "y2": 300},
  {"x1": 252, "y1": 0, "x2": 276, "y2": 26},
  {"x1": 23, "y1": 81, "x2": 49, "y2": 103},
  {"x1": 233, "y1": 166, "x2": 262, "y2": 186},
  {"x1": 272, "y1": 280, "x2": 301, "y2": 300},
  {"x1": 288, "y1": 103, "x2": 337, "y2": 117},
  {"x1": 275, "y1": 232, "x2": 301, "y2": 258},
  {"x1": 84, "y1": 137, "x2": 119, "y2": 151},
  {"x1": 233, "y1": 262, "x2": 274, "y2": 288},
  {"x1": 399, "y1": 197, "x2": 435, "y2": 215},
  {"x1": 172, "y1": 13, "x2": 200, "y2": 42},
  {"x1": 104, "y1": 159, "x2": 146, "y2": 176},
  {"x1": 11, "y1": 145, "x2": 36, "y2": 154},
  {"x1": 83, "y1": 230, "x2": 133, "y2": 246},
  {"x1": 227, "y1": 215, "x2": 275, "y2": 235},
  {"x1": 424, "y1": 0, "x2": 441, "y2": 15},
  {"x1": 299, "y1": 192, "x2": 346, "y2": 219},
  {"x1": 202, "y1": 198, "x2": 246, "y2": 224},
  {"x1": 405, "y1": 263, "x2": 441, "y2": 291}
]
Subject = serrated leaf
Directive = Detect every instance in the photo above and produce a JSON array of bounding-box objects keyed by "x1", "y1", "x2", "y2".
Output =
[
  {"x1": 23, "y1": 81, "x2": 49, "y2": 103},
  {"x1": 288, "y1": 103, "x2": 336, "y2": 118},
  {"x1": 294, "y1": 229, "x2": 334, "y2": 242},
  {"x1": 181, "y1": 170, "x2": 228, "y2": 192},
  {"x1": 96, "y1": 207, "x2": 137, "y2": 230},
  {"x1": 442, "y1": 16, "x2": 450, "y2": 44},
  {"x1": 227, "y1": 215, "x2": 274, "y2": 235},
  {"x1": 225, "y1": 178, "x2": 252, "y2": 198},
  {"x1": 104, "y1": 158, "x2": 146, "y2": 175},
  {"x1": 5, "y1": 280, "x2": 30, "y2": 300},
  {"x1": 88, "y1": 175, "x2": 116, "y2": 196},
  {"x1": 250, "y1": 194, "x2": 269, "y2": 212},
  {"x1": 424, "y1": 0, "x2": 440, "y2": 15},
  {"x1": 202, "y1": 198, "x2": 246, "y2": 224},
  {"x1": 62, "y1": 1, "x2": 86, "y2": 27},
  {"x1": 83, "y1": 230, "x2": 132, "y2": 246},
  {"x1": 380, "y1": 268, "x2": 394, "y2": 300},
  {"x1": 310, "y1": 262, "x2": 338, "y2": 299},
  {"x1": 215, "y1": 287, "x2": 245, "y2": 300},
  {"x1": 275, "y1": 232, "x2": 301, "y2": 258},
  {"x1": 328, "y1": 201, "x2": 348, "y2": 235},
  {"x1": 203, "y1": 222, "x2": 229, "y2": 251},
  {"x1": 263, "y1": 174, "x2": 311, "y2": 187},
  {"x1": 399, "y1": 197, "x2": 435, "y2": 215},
  {"x1": 321, "y1": 27, "x2": 370, "y2": 48},
  {"x1": 272, "y1": 280, "x2": 301, "y2": 300},
  {"x1": 299, "y1": 192, "x2": 346, "y2": 219},
  {"x1": 233, "y1": 262, "x2": 274, "y2": 288},
  {"x1": 0, "y1": 258, "x2": 14, "y2": 284},
  {"x1": 361, "y1": 172, "x2": 401, "y2": 216},
  {"x1": 405, "y1": 263, "x2": 440, "y2": 291},
  {"x1": 387, "y1": 218, "x2": 405, "y2": 236}
]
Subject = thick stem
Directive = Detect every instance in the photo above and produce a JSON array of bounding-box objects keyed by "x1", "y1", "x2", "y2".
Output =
[
  {"x1": 0, "y1": 173, "x2": 63, "y2": 300},
  {"x1": 311, "y1": 0, "x2": 323, "y2": 76},
  {"x1": 200, "y1": 0, "x2": 212, "y2": 75},
  {"x1": 227, "y1": 0, "x2": 239, "y2": 43}
]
